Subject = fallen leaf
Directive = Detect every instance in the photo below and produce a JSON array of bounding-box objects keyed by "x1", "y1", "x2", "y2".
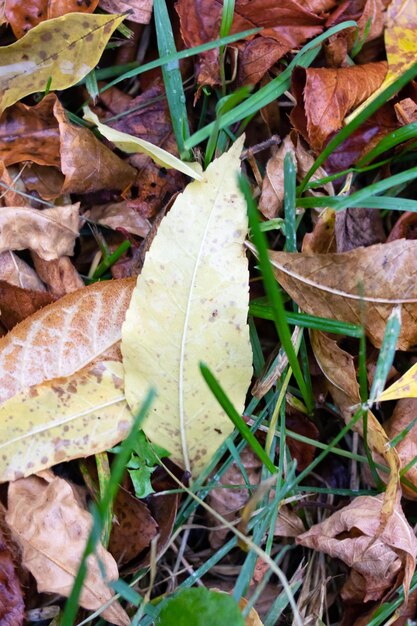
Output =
[
  {"x1": 387, "y1": 211, "x2": 417, "y2": 241},
  {"x1": 290, "y1": 62, "x2": 387, "y2": 151},
  {"x1": 31, "y1": 253, "x2": 85, "y2": 297},
  {"x1": 0, "y1": 250, "x2": 46, "y2": 291},
  {"x1": 297, "y1": 494, "x2": 417, "y2": 603},
  {"x1": 83, "y1": 201, "x2": 151, "y2": 237},
  {"x1": 175, "y1": 0, "x2": 325, "y2": 88},
  {"x1": 0, "y1": 161, "x2": 27, "y2": 207},
  {"x1": 0, "y1": 523, "x2": 24, "y2": 626},
  {"x1": 0, "y1": 277, "x2": 134, "y2": 404},
  {"x1": 335, "y1": 207, "x2": 385, "y2": 252},
  {"x1": 83, "y1": 107, "x2": 203, "y2": 180},
  {"x1": 99, "y1": 0, "x2": 153, "y2": 24},
  {"x1": 5, "y1": 0, "x2": 99, "y2": 38},
  {"x1": 0, "y1": 280, "x2": 54, "y2": 329},
  {"x1": 302, "y1": 207, "x2": 336, "y2": 253},
  {"x1": 269, "y1": 239, "x2": 417, "y2": 349},
  {"x1": 274, "y1": 504, "x2": 305, "y2": 537},
  {"x1": 0, "y1": 360, "x2": 132, "y2": 482},
  {"x1": 0, "y1": 12, "x2": 125, "y2": 115},
  {"x1": 379, "y1": 362, "x2": 417, "y2": 401},
  {"x1": 384, "y1": 398, "x2": 417, "y2": 498},
  {"x1": 6, "y1": 473, "x2": 129, "y2": 625},
  {"x1": 238, "y1": 596, "x2": 264, "y2": 626},
  {"x1": 0, "y1": 203, "x2": 79, "y2": 260},
  {"x1": 394, "y1": 97, "x2": 417, "y2": 125},
  {"x1": 122, "y1": 137, "x2": 253, "y2": 476}
]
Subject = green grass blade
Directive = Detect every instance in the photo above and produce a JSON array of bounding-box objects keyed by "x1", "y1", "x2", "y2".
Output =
[
  {"x1": 357, "y1": 121, "x2": 417, "y2": 166},
  {"x1": 369, "y1": 306, "x2": 401, "y2": 405},
  {"x1": 220, "y1": 0, "x2": 235, "y2": 37},
  {"x1": 154, "y1": 0, "x2": 190, "y2": 158},
  {"x1": 284, "y1": 153, "x2": 297, "y2": 252}
]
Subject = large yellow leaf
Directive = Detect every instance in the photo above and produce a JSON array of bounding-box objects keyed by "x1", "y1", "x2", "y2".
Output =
[
  {"x1": 0, "y1": 12, "x2": 124, "y2": 115},
  {"x1": 0, "y1": 361, "x2": 131, "y2": 482},
  {"x1": 346, "y1": 0, "x2": 417, "y2": 122},
  {"x1": 83, "y1": 107, "x2": 203, "y2": 180},
  {"x1": 121, "y1": 137, "x2": 253, "y2": 476},
  {"x1": 379, "y1": 361, "x2": 417, "y2": 401}
]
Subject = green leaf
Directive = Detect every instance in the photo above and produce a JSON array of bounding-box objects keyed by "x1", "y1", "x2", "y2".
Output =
[
  {"x1": 128, "y1": 465, "x2": 155, "y2": 499},
  {"x1": 0, "y1": 13, "x2": 125, "y2": 115},
  {"x1": 156, "y1": 588, "x2": 245, "y2": 626}
]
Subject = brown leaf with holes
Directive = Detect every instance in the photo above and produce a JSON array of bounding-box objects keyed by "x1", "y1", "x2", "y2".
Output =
[
  {"x1": 0, "y1": 277, "x2": 135, "y2": 404},
  {"x1": 291, "y1": 62, "x2": 387, "y2": 151},
  {"x1": 6, "y1": 473, "x2": 129, "y2": 625},
  {"x1": 175, "y1": 0, "x2": 325, "y2": 88},
  {"x1": 0, "y1": 522, "x2": 24, "y2": 626},
  {"x1": 297, "y1": 494, "x2": 417, "y2": 603},
  {"x1": 0, "y1": 94, "x2": 136, "y2": 199},
  {"x1": 268, "y1": 239, "x2": 417, "y2": 349},
  {"x1": 99, "y1": 0, "x2": 153, "y2": 24},
  {"x1": 0, "y1": 280, "x2": 54, "y2": 329},
  {"x1": 5, "y1": 0, "x2": 99, "y2": 39}
]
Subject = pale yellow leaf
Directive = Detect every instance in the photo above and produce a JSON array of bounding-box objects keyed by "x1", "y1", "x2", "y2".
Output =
[
  {"x1": 0, "y1": 361, "x2": 131, "y2": 482},
  {"x1": 0, "y1": 13, "x2": 125, "y2": 115},
  {"x1": 121, "y1": 136, "x2": 252, "y2": 476},
  {"x1": 0, "y1": 203, "x2": 79, "y2": 260},
  {"x1": 379, "y1": 361, "x2": 417, "y2": 401},
  {"x1": 6, "y1": 473, "x2": 129, "y2": 626},
  {"x1": 83, "y1": 106, "x2": 203, "y2": 180}
]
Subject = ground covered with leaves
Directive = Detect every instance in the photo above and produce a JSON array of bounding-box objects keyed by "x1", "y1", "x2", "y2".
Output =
[{"x1": 2, "y1": 0, "x2": 417, "y2": 625}]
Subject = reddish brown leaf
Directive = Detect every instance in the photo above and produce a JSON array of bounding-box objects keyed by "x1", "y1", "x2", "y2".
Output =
[
  {"x1": 291, "y1": 62, "x2": 387, "y2": 151},
  {"x1": 395, "y1": 97, "x2": 417, "y2": 125},
  {"x1": 83, "y1": 201, "x2": 151, "y2": 238},
  {"x1": 297, "y1": 494, "x2": 417, "y2": 603},
  {"x1": 5, "y1": 0, "x2": 99, "y2": 39},
  {"x1": 0, "y1": 522, "x2": 24, "y2": 626},
  {"x1": 387, "y1": 212, "x2": 417, "y2": 241},
  {"x1": 175, "y1": 0, "x2": 325, "y2": 88},
  {"x1": 0, "y1": 280, "x2": 55, "y2": 329}
]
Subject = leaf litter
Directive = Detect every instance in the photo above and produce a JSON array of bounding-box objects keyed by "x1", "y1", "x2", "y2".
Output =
[{"x1": 2, "y1": 1, "x2": 417, "y2": 624}]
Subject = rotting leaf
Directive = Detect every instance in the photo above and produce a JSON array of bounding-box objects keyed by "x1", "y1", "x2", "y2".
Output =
[
  {"x1": 290, "y1": 61, "x2": 387, "y2": 152},
  {"x1": 99, "y1": 0, "x2": 153, "y2": 24},
  {"x1": 121, "y1": 137, "x2": 253, "y2": 476},
  {"x1": 6, "y1": 472, "x2": 129, "y2": 625},
  {"x1": 0, "y1": 203, "x2": 79, "y2": 260},
  {"x1": 5, "y1": 0, "x2": 99, "y2": 39},
  {"x1": 268, "y1": 239, "x2": 417, "y2": 349},
  {"x1": 297, "y1": 494, "x2": 417, "y2": 603},
  {"x1": 0, "y1": 12, "x2": 125, "y2": 115},
  {"x1": 0, "y1": 277, "x2": 135, "y2": 404},
  {"x1": 83, "y1": 107, "x2": 203, "y2": 180},
  {"x1": 0, "y1": 522, "x2": 24, "y2": 626},
  {"x1": 0, "y1": 361, "x2": 131, "y2": 482}
]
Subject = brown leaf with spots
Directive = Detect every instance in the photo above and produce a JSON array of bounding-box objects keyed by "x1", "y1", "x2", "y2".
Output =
[
  {"x1": 5, "y1": 0, "x2": 99, "y2": 39},
  {"x1": 268, "y1": 239, "x2": 417, "y2": 349},
  {"x1": 99, "y1": 0, "x2": 153, "y2": 24},
  {"x1": 0, "y1": 280, "x2": 54, "y2": 330},
  {"x1": 297, "y1": 494, "x2": 417, "y2": 603},
  {"x1": 175, "y1": 0, "x2": 325, "y2": 88},
  {"x1": 6, "y1": 473, "x2": 129, "y2": 625},
  {"x1": 291, "y1": 62, "x2": 387, "y2": 151},
  {"x1": 0, "y1": 523, "x2": 24, "y2": 626},
  {"x1": 0, "y1": 277, "x2": 135, "y2": 405},
  {"x1": 0, "y1": 94, "x2": 136, "y2": 198}
]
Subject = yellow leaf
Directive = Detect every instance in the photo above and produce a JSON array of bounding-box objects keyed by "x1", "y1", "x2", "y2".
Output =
[
  {"x1": 378, "y1": 361, "x2": 417, "y2": 401},
  {"x1": 0, "y1": 361, "x2": 132, "y2": 482},
  {"x1": 83, "y1": 106, "x2": 203, "y2": 180},
  {"x1": 121, "y1": 137, "x2": 253, "y2": 476},
  {"x1": 346, "y1": 0, "x2": 417, "y2": 122},
  {"x1": 0, "y1": 12, "x2": 125, "y2": 115}
]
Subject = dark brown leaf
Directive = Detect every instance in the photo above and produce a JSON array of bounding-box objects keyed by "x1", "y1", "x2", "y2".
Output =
[
  {"x1": 0, "y1": 521, "x2": 24, "y2": 626},
  {"x1": 335, "y1": 207, "x2": 385, "y2": 252}
]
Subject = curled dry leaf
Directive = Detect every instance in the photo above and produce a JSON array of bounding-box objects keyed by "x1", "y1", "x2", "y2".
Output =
[
  {"x1": 0, "y1": 13, "x2": 125, "y2": 115},
  {"x1": 384, "y1": 398, "x2": 417, "y2": 498},
  {"x1": 0, "y1": 250, "x2": 46, "y2": 291},
  {"x1": 269, "y1": 239, "x2": 417, "y2": 349},
  {"x1": 0, "y1": 277, "x2": 135, "y2": 404},
  {"x1": 83, "y1": 201, "x2": 151, "y2": 238},
  {"x1": 99, "y1": 0, "x2": 153, "y2": 24},
  {"x1": 290, "y1": 61, "x2": 387, "y2": 151},
  {"x1": 0, "y1": 361, "x2": 132, "y2": 482},
  {"x1": 6, "y1": 473, "x2": 129, "y2": 625},
  {"x1": 175, "y1": 0, "x2": 324, "y2": 88},
  {"x1": 0, "y1": 280, "x2": 54, "y2": 330},
  {"x1": 297, "y1": 494, "x2": 417, "y2": 603},
  {"x1": 0, "y1": 203, "x2": 79, "y2": 260},
  {"x1": 5, "y1": 0, "x2": 99, "y2": 38},
  {"x1": 31, "y1": 253, "x2": 85, "y2": 297},
  {"x1": 122, "y1": 137, "x2": 253, "y2": 476},
  {"x1": 0, "y1": 523, "x2": 24, "y2": 626}
]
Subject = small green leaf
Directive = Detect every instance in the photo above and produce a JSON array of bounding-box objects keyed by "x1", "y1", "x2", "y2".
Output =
[
  {"x1": 156, "y1": 588, "x2": 245, "y2": 626},
  {"x1": 128, "y1": 466, "x2": 155, "y2": 499}
]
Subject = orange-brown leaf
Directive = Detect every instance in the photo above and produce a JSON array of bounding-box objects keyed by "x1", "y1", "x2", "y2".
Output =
[{"x1": 0, "y1": 280, "x2": 54, "y2": 329}]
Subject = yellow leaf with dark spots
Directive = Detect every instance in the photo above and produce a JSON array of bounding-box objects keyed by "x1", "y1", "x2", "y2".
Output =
[
  {"x1": 0, "y1": 12, "x2": 124, "y2": 115},
  {"x1": 0, "y1": 361, "x2": 131, "y2": 483},
  {"x1": 379, "y1": 361, "x2": 417, "y2": 401}
]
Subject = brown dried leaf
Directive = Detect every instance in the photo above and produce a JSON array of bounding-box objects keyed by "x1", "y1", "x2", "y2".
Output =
[
  {"x1": 99, "y1": 0, "x2": 153, "y2": 24},
  {"x1": 384, "y1": 398, "x2": 417, "y2": 499},
  {"x1": 5, "y1": 0, "x2": 99, "y2": 39},
  {"x1": 0, "y1": 203, "x2": 79, "y2": 260},
  {"x1": 269, "y1": 239, "x2": 417, "y2": 349},
  {"x1": 0, "y1": 162, "x2": 27, "y2": 207},
  {"x1": 0, "y1": 280, "x2": 54, "y2": 329},
  {"x1": 31, "y1": 253, "x2": 84, "y2": 297},
  {"x1": 395, "y1": 97, "x2": 417, "y2": 125},
  {"x1": 291, "y1": 62, "x2": 387, "y2": 151},
  {"x1": 0, "y1": 523, "x2": 24, "y2": 626},
  {"x1": 297, "y1": 494, "x2": 417, "y2": 603},
  {"x1": 335, "y1": 207, "x2": 385, "y2": 252},
  {"x1": 175, "y1": 0, "x2": 324, "y2": 88},
  {"x1": 0, "y1": 250, "x2": 46, "y2": 291},
  {"x1": 0, "y1": 277, "x2": 135, "y2": 404},
  {"x1": 83, "y1": 201, "x2": 151, "y2": 237},
  {"x1": 6, "y1": 473, "x2": 129, "y2": 625}
]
